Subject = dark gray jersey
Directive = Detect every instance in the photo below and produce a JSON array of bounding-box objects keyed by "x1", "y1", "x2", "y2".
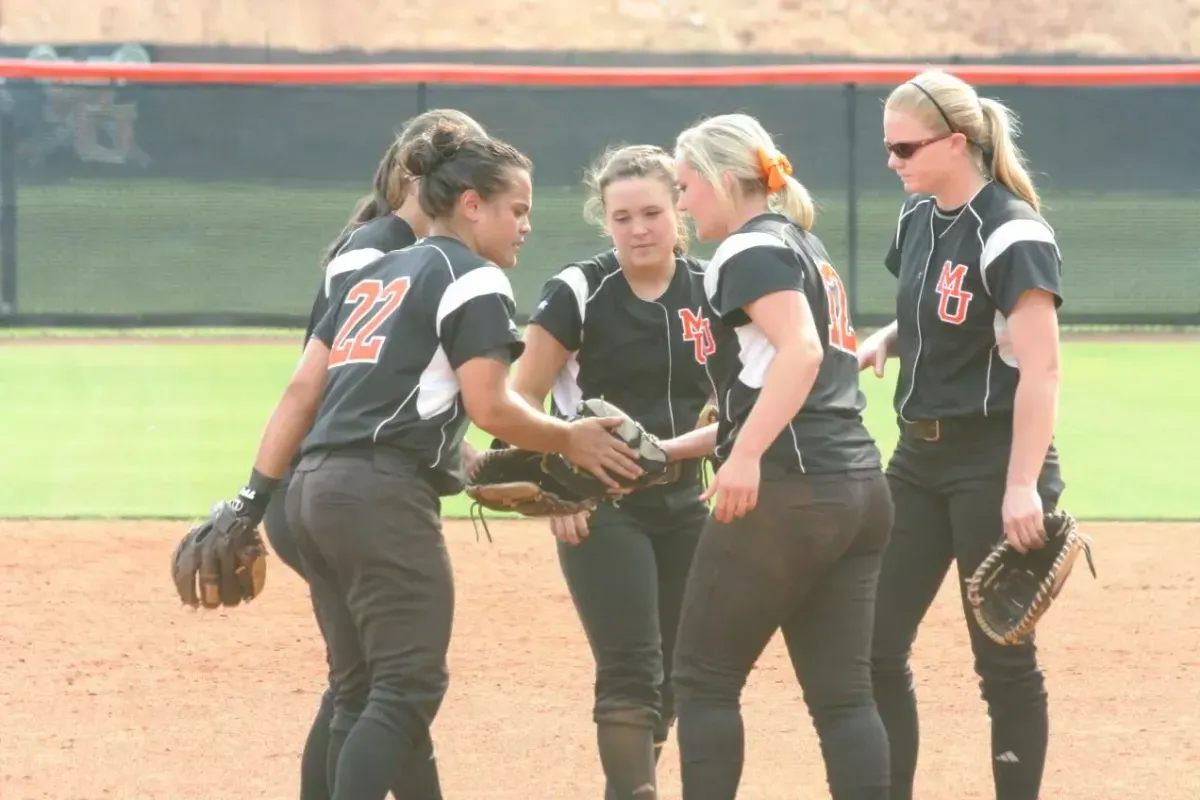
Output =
[
  {"x1": 528, "y1": 250, "x2": 719, "y2": 494},
  {"x1": 529, "y1": 250, "x2": 718, "y2": 436},
  {"x1": 302, "y1": 236, "x2": 524, "y2": 494},
  {"x1": 705, "y1": 213, "x2": 880, "y2": 474},
  {"x1": 885, "y1": 181, "x2": 1064, "y2": 420},
  {"x1": 303, "y1": 214, "x2": 417, "y2": 344}
]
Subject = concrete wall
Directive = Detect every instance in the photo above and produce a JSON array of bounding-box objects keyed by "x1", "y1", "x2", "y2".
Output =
[{"x1": 0, "y1": 0, "x2": 1196, "y2": 58}]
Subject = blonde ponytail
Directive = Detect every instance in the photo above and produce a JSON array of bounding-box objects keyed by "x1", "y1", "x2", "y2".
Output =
[
  {"x1": 979, "y1": 97, "x2": 1040, "y2": 212},
  {"x1": 887, "y1": 71, "x2": 1043, "y2": 214},
  {"x1": 675, "y1": 113, "x2": 818, "y2": 233},
  {"x1": 772, "y1": 173, "x2": 816, "y2": 232}
]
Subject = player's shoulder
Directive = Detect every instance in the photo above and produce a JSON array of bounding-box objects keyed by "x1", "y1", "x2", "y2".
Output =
[
  {"x1": 899, "y1": 192, "x2": 934, "y2": 212},
  {"x1": 704, "y1": 214, "x2": 807, "y2": 299},
  {"x1": 675, "y1": 251, "x2": 710, "y2": 294},
  {"x1": 971, "y1": 183, "x2": 1057, "y2": 251},
  {"x1": 325, "y1": 216, "x2": 415, "y2": 270},
  {"x1": 546, "y1": 249, "x2": 622, "y2": 303},
  {"x1": 323, "y1": 216, "x2": 418, "y2": 294},
  {"x1": 973, "y1": 182, "x2": 1052, "y2": 226},
  {"x1": 401, "y1": 235, "x2": 491, "y2": 279},
  {"x1": 340, "y1": 214, "x2": 417, "y2": 253},
  {"x1": 894, "y1": 192, "x2": 935, "y2": 224},
  {"x1": 419, "y1": 242, "x2": 516, "y2": 324},
  {"x1": 349, "y1": 236, "x2": 485, "y2": 291},
  {"x1": 708, "y1": 213, "x2": 825, "y2": 279},
  {"x1": 709, "y1": 214, "x2": 795, "y2": 270},
  {"x1": 677, "y1": 252, "x2": 708, "y2": 276}
]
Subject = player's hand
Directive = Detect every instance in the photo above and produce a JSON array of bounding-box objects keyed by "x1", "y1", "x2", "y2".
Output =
[
  {"x1": 549, "y1": 511, "x2": 591, "y2": 546},
  {"x1": 564, "y1": 416, "x2": 645, "y2": 490},
  {"x1": 1002, "y1": 483, "x2": 1046, "y2": 553},
  {"x1": 701, "y1": 452, "x2": 760, "y2": 524},
  {"x1": 857, "y1": 328, "x2": 891, "y2": 377}
]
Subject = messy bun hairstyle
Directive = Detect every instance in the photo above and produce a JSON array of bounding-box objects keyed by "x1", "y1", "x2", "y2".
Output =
[
  {"x1": 401, "y1": 122, "x2": 533, "y2": 219},
  {"x1": 319, "y1": 108, "x2": 487, "y2": 267}
]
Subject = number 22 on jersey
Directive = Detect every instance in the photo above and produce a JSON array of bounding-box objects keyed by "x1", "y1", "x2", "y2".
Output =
[
  {"x1": 328, "y1": 277, "x2": 411, "y2": 367},
  {"x1": 818, "y1": 262, "x2": 857, "y2": 355}
]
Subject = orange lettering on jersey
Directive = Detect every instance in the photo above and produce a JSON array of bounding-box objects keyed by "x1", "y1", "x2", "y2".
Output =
[
  {"x1": 935, "y1": 261, "x2": 974, "y2": 325},
  {"x1": 818, "y1": 262, "x2": 858, "y2": 355},
  {"x1": 678, "y1": 307, "x2": 716, "y2": 364},
  {"x1": 328, "y1": 277, "x2": 412, "y2": 367}
]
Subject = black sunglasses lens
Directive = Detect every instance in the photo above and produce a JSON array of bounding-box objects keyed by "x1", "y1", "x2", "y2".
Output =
[{"x1": 888, "y1": 142, "x2": 917, "y2": 159}]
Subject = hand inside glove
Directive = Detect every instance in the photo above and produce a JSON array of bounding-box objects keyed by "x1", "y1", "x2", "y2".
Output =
[{"x1": 171, "y1": 471, "x2": 276, "y2": 609}]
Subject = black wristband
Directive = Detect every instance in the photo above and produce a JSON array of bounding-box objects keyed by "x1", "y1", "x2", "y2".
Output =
[
  {"x1": 247, "y1": 468, "x2": 279, "y2": 498},
  {"x1": 237, "y1": 468, "x2": 279, "y2": 518}
]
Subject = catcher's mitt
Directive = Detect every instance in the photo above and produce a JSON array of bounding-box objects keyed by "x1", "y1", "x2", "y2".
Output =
[
  {"x1": 172, "y1": 500, "x2": 268, "y2": 609},
  {"x1": 541, "y1": 398, "x2": 675, "y2": 497},
  {"x1": 966, "y1": 510, "x2": 1096, "y2": 646},
  {"x1": 465, "y1": 448, "x2": 599, "y2": 518},
  {"x1": 464, "y1": 447, "x2": 600, "y2": 541}
]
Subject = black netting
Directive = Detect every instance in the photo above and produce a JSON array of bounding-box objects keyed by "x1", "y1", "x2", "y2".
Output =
[
  {"x1": 850, "y1": 83, "x2": 1200, "y2": 322},
  {"x1": 2, "y1": 77, "x2": 1197, "y2": 326}
]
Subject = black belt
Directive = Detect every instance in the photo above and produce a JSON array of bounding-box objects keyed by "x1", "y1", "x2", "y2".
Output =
[{"x1": 897, "y1": 415, "x2": 1011, "y2": 443}]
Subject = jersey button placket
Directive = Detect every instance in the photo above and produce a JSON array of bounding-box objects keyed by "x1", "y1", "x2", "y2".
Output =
[{"x1": 899, "y1": 213, "x2": 937, "y2": 424}]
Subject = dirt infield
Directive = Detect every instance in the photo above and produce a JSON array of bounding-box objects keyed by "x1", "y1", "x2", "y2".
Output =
[{"x1": 1, "y1": 518, "x2": 1195, "y2": 799}]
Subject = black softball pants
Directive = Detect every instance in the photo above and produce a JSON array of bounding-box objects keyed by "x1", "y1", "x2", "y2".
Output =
[
  {"x1": 557, "y1": 491, "x2": 706, "y2": 800},
  {"x1": 870, "y1": 417, "x2": 1065, "y2": 800},
  {"x1": 286, "y1": 448, "x2": 453, "y2": 800},
  {"x1": 265, "y1": 472, "x2": 442, "y2": 800},
  {"x1": 671, "y1": 469, "x2": 895, "y2": 800},
  {"x1": 263, "y1": 473, "x2": 304, "y2": 578}
]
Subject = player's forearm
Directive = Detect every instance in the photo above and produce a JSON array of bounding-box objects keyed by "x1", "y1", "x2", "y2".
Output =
[
  {"x1": 1007, "y1": 365, "x2": 1059, "y2": 488},
  {"x1": 252, "y1": 383, "x2": 322, "y2": 481},
  {"x1": 660, "y1": 424, "x2": 719, "y2": 462},
  {"x1": 510, "y1": 326, "x2": 567, "y2": 415},
  {"x1": 516, "y1": 390, "x2": 546, "y2": 412},
  {"x1": 473, "y1": 390, "x2": 571, "y2": 453},
  {"x1": 730, "y1": 339, "x2": 822, "y2": 461}
]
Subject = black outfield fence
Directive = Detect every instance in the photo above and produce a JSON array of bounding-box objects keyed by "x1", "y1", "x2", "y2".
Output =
[{"x1": 0, "y1": 51, "x2": 1197, "y2": 328}]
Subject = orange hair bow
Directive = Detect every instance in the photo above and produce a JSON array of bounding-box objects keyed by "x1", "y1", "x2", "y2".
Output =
[{"x1": 757, "y1": 148, "x2": 793, "y2": 193}]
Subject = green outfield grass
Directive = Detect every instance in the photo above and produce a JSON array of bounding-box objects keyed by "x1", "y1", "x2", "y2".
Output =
[
  {"x1": 13, "y1": 180, "x2": 1200, "y2": 321},
  {"x1": 1, "y1": 333, "x2": 1195, "y2": 521}
]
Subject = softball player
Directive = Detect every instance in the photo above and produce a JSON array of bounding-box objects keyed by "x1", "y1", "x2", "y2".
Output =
[
  {"x1": 259, "y1": 107, "x2": 486, "y2": 800},
  {"x1": 510, "y1": 144, "x2": 717, "y2": 800},
  {"x1": 221, "y1": 123, "x2": 645, "y2": 800},
  {"x1": 860, "y1": 70, "x2": 1065, "y2": 800},
  {"x1": 660, "y1": 113, "x2": 893, "y2": 800}
]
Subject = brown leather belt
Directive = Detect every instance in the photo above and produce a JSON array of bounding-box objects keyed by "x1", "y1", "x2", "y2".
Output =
[{"x1": 898, "y1": 415, "x2": 1010, "y2": 443}]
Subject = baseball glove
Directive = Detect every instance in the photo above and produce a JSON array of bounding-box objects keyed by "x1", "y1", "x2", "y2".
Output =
[
  {"x1": 966, "y1": 510, "x2": 1096, "y2": 646},
  {"x1": 465, "y1": 448, "x2": 599, "y2": 518},
  {"x1": 541, "y1": 398, "x2": 675, "y2": 497},
  {"x1": 171, "y1": 499, "x2": 268, "y2": 609}
]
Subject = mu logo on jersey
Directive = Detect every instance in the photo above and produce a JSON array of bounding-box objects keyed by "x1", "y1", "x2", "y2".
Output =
[
  {"x1": 935, "y1": 261, "x2": 974, "y2": 325},
  {"x1": 678, "y1": 308, "x2": 716, "y2": 364}
]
